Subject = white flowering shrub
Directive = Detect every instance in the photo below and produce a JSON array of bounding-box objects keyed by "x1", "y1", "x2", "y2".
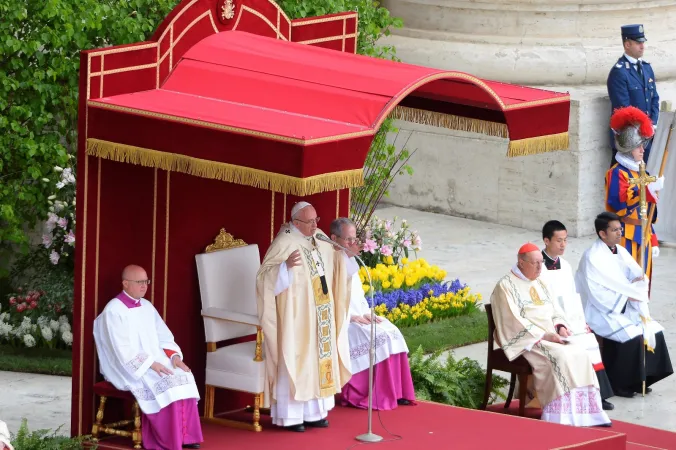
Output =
[
  {"x1": 42, "y1": 161, "x2": 76, "y2": 269},
  {"x1": 0, "y1": 312, "x2": 73, "y2": 349}
]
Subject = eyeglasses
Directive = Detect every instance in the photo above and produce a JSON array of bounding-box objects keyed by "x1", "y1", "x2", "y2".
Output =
[
  {"x1": 295, "y1": 217, "x2": 320, "y2": 225},
  {"x1": 125, "y1": 279, "x2": 151, "y2": 285},
  {"x1": 340, "y1": 237, "x2": 361, "y2": 244}
]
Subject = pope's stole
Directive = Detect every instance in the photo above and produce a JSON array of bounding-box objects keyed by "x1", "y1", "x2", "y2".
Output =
[{"x1": 302, "y1": 239, "x2": 335, "y2": 397}]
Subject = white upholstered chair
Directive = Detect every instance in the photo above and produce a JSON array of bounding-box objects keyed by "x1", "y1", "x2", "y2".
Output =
[{"x1": 195, "y1": 229, "x2": 266, "y2": 432}]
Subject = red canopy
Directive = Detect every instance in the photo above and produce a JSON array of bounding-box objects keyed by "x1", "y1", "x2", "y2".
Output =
[{"x1": 87, "y1": 22, "x2": 570, "y2": 197}]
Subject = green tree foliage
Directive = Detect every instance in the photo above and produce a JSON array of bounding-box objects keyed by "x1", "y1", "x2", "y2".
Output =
[
  {"x1": 0, "y1": 0, "x2": 180, "y2": 271},
  {"x1": 276, "y1": 0, "x2": 403, "y2": 59}
]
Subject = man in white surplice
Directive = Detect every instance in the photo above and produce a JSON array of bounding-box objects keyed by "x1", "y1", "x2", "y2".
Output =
[
  {"x1": 538, "y1": 220, "x2": 615, "y2": 411},
  {"x1": 330, "y1": 218, "x2": 415, "y2": 410},
  {"x1": 576, "y1": 212, "x2": 673, "y2": 397},
  {"x1": 93, "y1": 265, "x2": 202, "y2": 450}
]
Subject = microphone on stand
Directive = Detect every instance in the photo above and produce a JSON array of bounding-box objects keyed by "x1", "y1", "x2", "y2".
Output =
[{"x1": 315, "y1": 233, "x2": 383, "y2": 443}]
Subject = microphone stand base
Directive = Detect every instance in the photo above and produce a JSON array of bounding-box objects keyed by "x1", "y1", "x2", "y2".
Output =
[{"x1": 355, "y1": 432, "x2": 383, "y2": 443}]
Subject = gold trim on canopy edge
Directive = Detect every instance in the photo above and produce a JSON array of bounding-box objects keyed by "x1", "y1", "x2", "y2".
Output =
[
  {"x1": 507, "y1": 132, "x2": 569, "y2": 157},
  {"x1": 86, "y1": 138, "x2": 365, "y2": 196}
]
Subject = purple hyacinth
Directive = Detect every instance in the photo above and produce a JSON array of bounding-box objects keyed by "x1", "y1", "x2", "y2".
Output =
[{"x1": 367, "y1": 279, "x2": 470, "y2": 310}]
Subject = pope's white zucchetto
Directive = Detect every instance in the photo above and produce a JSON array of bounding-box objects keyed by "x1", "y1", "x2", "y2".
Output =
[{"x1": 291, "y1": 201, "x2": 312, "y2": 219}]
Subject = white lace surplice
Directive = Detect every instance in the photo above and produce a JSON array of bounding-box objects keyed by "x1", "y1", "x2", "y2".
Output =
[
  {"x1": 93, "y1": 298, "x2": 200, "y2": 414},
  {"x1": 347, "y1": 267, "x2": 408, "y2": 374}
]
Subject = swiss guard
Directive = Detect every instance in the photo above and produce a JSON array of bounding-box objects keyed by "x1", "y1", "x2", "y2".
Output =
[{"x1": 607, "y1": 24, "x2": 660, "y2": 164}]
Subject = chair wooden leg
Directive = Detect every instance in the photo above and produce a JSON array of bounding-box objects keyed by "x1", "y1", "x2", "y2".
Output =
[
  {"x1": 204, "y1": 385, "x2": 215, "y2": 419},
  {"x1": 517, "y1": 374, "x2": 528, "y2": 417},
  {"x1": 504, "y1": 373, "x2": 517, "y2": 409},
  {"x1": 481, "y1": 365, "x2": 493, "y2": 410},
  {"x1": 132, "y1": 401, "x2": 142, "y2": 450},
  {"x1": 91, "y1": 395, "x2": 106, "y2": 442},
  {"x1": 252, "y1": 393, "x2": 263, "y2": 432}
]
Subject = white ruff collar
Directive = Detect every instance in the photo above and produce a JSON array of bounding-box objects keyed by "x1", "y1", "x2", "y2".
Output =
[{"x1": 615, "y1": 152, "x2": 640, "y2": 172}]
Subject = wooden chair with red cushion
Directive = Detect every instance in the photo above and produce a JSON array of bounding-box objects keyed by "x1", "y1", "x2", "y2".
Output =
[
  {"x1": 481, "y1": 304, "x2": 534, "y2": 417},
  {"x1": 92, "y1": 381, "x2": 142, "y2": 449}
]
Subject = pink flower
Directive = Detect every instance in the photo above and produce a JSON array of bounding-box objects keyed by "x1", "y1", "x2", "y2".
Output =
[
  {"x1": 42, "y1": 234, "x2": 53, "y2": 248},
  {"x1": 380, "y1": 245, "x2": 393, "y2": 256},
  {"x1": 413, "y1": 236, "x2": 422, "y2": 250},
  {"x1": 28, "y1": 301, "x2": 37, "y2": 310},
  {"x1": 47, "y1": 212, "x2": 58, "y2": 224},
  {"x1": 57, "y1": 217, "x2": 68, "y2": 229},
  {"x1": 362, "y1": 239, "x2": 378, "y2": 254},
  {"x1": 385, "y1": 221, "x2": 392, "y2": 231},
  {"x1": 9, "y1": 297, "x2": 16, "y2": 306},
  {"x1": 16, "y1": 303, "x2": 26, "y2": 313},
  {"x1": 64, "y1": 230, "x2": 75, "y2": 245},
  {"x1": 49, "y1": 250, "x2": 60, "y2": 265},
  {"x1": 403, "y1": 239, "x2": 412, "y2": 249}
]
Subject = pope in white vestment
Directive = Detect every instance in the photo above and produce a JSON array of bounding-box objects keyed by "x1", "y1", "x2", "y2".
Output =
[
  {"x1": 93, "y1": 265, "x2": 202, "y2": 450},
  {"x1": 255, "y1": 202, "x2": 351, "y2": 432},
  {"x1": 576, "y1": 212, "x2": 673, "y2": 397},
  {"x1": 490, "y1": 244, "x2": 610, "y2": 427}
]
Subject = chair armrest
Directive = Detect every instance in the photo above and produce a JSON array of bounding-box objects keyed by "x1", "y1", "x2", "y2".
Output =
[{"x1": 201, "y1": 308, "x2": 260, "y2": 327}]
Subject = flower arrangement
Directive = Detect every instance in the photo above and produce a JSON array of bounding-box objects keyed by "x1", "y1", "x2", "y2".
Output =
[
  {"x1": 358, "y1": 258, "x2": 481, "y2": 328},
  {"x1": 1, "y1": 288, "x2": 73, "y2": 349},
  {"x1": 359, "y1": 216, "x2": 421, "y2": 268},
  {"x1": 42, "y1": 160, "x2": 76, "y2": 269}
]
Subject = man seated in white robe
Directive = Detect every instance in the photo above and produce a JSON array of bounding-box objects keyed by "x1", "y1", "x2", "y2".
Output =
[
  {"x1": 576, "y1": 212, "x2": 673, "y2": 398},
  {"x1": 256, "y1": 202, "x2": 351, "y2": 433},
  {"x1": 329, "y1": 218, "x2": 416, "y2": 410},
  {"x1": 490, "y1": 243, "x2": 610, "y2": 427},
  {"x1": 94, "y1": 265, "x2": 202, "y2": 450},
  {"x1": 539, "y1": 220, "x2": 615, "y2": 411}
]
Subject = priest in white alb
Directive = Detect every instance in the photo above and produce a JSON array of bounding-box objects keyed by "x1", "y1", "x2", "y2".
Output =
[
  {"x1": 329, "y1": 218, "x2": 415, "y2": 410},
  {"x1": 256, "y1": 202, "x2": 352, "y2": 432},
  {"x1": 490, "y1": 243, "x2": 610, "y2": 427},
  {"x1": 93, "y1": 265, "x2": 202, "y2": 450},
  {"x1": 576, "y1": 212, "x2": 673, "y2": 398},
  {"x1": 539, "y1": 220, "x2": 615, "y2": 411}
]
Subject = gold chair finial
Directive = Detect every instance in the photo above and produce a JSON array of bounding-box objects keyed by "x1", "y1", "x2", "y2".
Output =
[{"x1": 205, "y1": 229, "x2": 247, "y2": 253}]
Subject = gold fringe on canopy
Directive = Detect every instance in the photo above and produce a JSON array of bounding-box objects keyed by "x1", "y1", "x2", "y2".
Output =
[
  {"x1": 86, "y1": 138, "x2": 364, "y2": 196},
  {"x1": 390, "y1": 106, "x2": 509, "y2": 138},
  {"x1": 507, "y1": 132, "x2": 570, "y2": 157}
]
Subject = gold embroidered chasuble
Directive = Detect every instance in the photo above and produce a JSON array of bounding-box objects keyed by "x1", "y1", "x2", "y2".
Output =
[
  {"x1": 256, "y1": 225, "x2": 351, "y2": 403},
  {"x1": 490, "y1": 272, "x2": 599, "y2": 407}
]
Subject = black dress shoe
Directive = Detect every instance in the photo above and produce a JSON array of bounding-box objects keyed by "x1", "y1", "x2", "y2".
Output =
[
  {"x1": 304, "y1": 418, "x2": 329, "y2": 428},
  {"x1": 596, "y1": 422, "x2": 612, "y2": 428},
  {"x1": 615, "y1": 389, "x2": 635, "y2": 398},
  {"x1": 285, "y1": 424, "x2": 306, "y2": 432},
  {"x1": 397, "y1": 399, "x2": 411, "y2": 406},
  {"x1": 183, "y1": 445, "x2": 201, "y2": 449},
  {"x1": 602, "y1": 400, "x2": 615, "y2": 411}
]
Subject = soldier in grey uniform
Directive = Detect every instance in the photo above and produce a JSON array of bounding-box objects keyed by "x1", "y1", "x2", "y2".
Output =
[{"x1": 607, "y1": 24, "x2": 660, "y2": 165}]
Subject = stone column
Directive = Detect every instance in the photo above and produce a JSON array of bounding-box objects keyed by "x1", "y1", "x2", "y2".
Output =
[{"x1": 381, "y1": 0, "x2": 676, "y2": 237}]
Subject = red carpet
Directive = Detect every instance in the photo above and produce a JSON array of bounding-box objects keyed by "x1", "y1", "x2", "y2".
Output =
[
  {"x1": 489, "y1": 401, "x2": 676, "y2": 449},
  {"x1": 93, "y1": 401, "x2": 626, "y2": 450}
]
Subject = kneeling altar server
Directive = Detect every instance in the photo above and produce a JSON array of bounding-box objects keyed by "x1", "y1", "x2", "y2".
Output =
[{"x1": 576, "y1": 212, "x2": 673, "y2": 397}]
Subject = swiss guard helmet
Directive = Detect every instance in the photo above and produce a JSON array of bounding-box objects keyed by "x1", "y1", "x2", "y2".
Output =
[{"x1": 610, "y1": 106, "x2": 654, "y2": 154}]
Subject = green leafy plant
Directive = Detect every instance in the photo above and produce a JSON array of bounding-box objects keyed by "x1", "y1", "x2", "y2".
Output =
[
  {"x1": 0, "y1": 0, "x2": 180, "y2": 273},
  {"x1": 408, "y1": 346, "x2": 508, "y2": 409},
  {"x1": 10, "y1": 419, "x2": 94, "y2": 450}
]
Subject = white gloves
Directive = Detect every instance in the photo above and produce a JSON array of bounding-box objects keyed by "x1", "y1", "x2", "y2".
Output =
[
  {"x1": 653, "y1": 246, "x2": 660, "y2": 258},
  {"x1": 648, "y1": 176, "x2": 665, "y2": 197}
]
